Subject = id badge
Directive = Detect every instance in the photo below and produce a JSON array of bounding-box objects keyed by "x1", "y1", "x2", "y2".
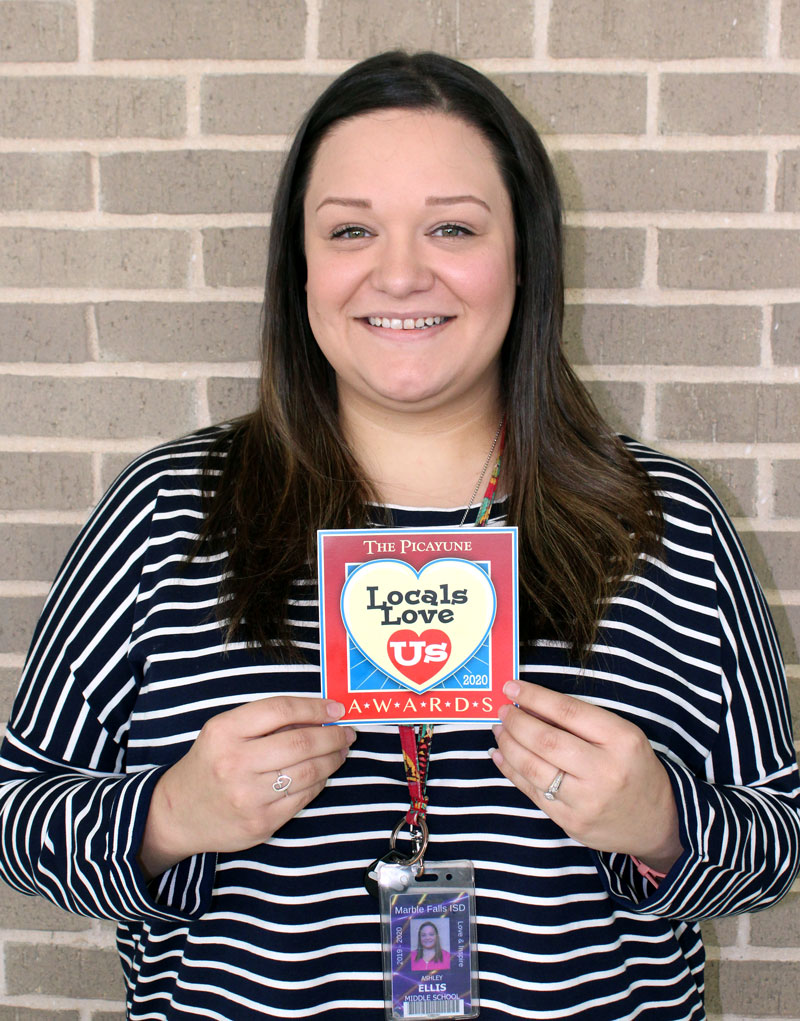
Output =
[{"x1": 379, "y1": 861, "x2": 479, "y2": 1019}]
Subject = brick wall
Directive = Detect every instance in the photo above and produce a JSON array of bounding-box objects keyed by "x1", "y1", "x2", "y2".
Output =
[{"x1": 0, "y1": 1, "x2": 798, "y2": 1017}]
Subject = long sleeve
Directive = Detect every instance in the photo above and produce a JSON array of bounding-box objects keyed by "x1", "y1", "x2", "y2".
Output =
[
  {"x1": 0, "y1": 437, "x2": 217, "y2": 924},
  {"x1": 594, "y1": 458, "x2": 800, "y2": 918}
]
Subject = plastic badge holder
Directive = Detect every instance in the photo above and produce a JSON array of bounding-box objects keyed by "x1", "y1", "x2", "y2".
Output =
[{"x1": 379, "y1": 860, "x2": 479, "y2": 1019}]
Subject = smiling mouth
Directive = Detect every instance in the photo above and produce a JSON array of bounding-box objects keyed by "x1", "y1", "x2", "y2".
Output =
[{"x1": 366, "y1": 316, "x2": 451, "y2": 330}]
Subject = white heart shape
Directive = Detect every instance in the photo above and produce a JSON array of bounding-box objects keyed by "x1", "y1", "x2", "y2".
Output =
[{"x1": 340, "y1": 558, "x2": 497, "y2": 693}]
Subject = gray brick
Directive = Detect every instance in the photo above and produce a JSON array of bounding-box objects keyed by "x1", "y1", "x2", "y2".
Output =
[
  {"x1": 319, "y1": 0, "x2": 459, "y2": 57},
  {"x1": 455, "y1": 0, "x2": 535, "y2": 57},
  {"x1": 91, "y1": 1014, "x2": 126, "y2": 1021},
  {"x1": 740, "y1": 531, "x2": 800, "y2": 593},
  {"x1": 784, "y1": 0, "x2": 800, "y2": 56},
  {"x1": 0, "y1": 596, "x2": 45, "y2": 655},
  {"x1": 788, "y1": 676, "x2": 800, "y2": 729},
  {"x1": 562, "y1": 305, "x2": 761, "y2": 366},
  {"x1": 0, "y1": 1, "x2": 77, "y2": 62},
  {"x1": 699, "y1": 915, "x2": 740, "y2": 947},
  {"x1": 0, "y1": 667, "x2": 21, "y2": 719},
  {"x1": 583, "y1": 381, "x2": 644, "y2": 437},
  {"x1": 549, "y1": 0, "x2": 766, "y2": 57},
  {"x1": 100, "y1": 151, "x2": 283, "y2": 215},
  {"x1": 0, "y1": 77, "x2": 185, "y2": 139},
  {"x1": 656, "y1": 383, "x2": 800, "y2": 443},
  {"x1": 202, "y1": 227, "x2": 269, "y2": 288},
  {"x1": 777, "y1": 151, "x2": 800, "y2": 212},
  {"x1": 5, "y1": 943, "x2": 124, "y2": 1000},
  {"x1": 564, "y1": 228, "x2": 646, "y2": 289},
  {"x1": 773, "y1": 304, "x2": 800, "y2": 364},
  {"x1": 94, "y1": 0, "x2": 305, "y2": 59},
  {"x1": 0, "y1": 452, "x2": 93, "y2": 510},
  {"x1": 0, "y1": 377, "x2": 197, "y2": 440},
  {"x1": 492, "y1": 73, "x2": 646, "y2": 135},
  {"x1": 101, "y1": 451, "x2": 145, "y2": 493},
  {"x1": 750, "y1": 891, "x2": 800, "y2": 945},
  {"x1": 207, "y1": 376, "x2": 259, "y2": 424},
  {"x1": 709, "y1": 959, "x2": 800, "y2": 1016},
  {"x1": 774, "y1": 461, "x2": 800, "y2": 518},
  {"x1": 555, "y1": 150, "x2": 765, "y2": 213},
  {"x1": 0, "y1": 153, "x2": 91, "y2": 211},
  {"x1": 0, "y1": 229, "x2": 190, "y2": 288},
  {"x1": 660, "y1": 74, "x2": 800, "y2": 135},
  {"x1": 771, "y1": 604, "x2": 799, "y2": 666},
  {"x1": 0, "y1": 1009, "x2": 79, "y2": 1021},
  {"x1": 687, "y1": 458, "x2": 758, "y2": 518},
  {"x1": 0, "y1": 304, "x2": 88, "y2": 362},
  {"x1": 0, "y1": 881, "x2": 91, "y2": 932},
  {"x1": 658, "y1": 230, "x2": 800, "y2": 290},
  {"x1": 96, "y1": 302, "x2": 261, "y2": 362},
  {"x1": 0, "y1": 523, "x2": 79, "y2": 581},
  {"x1": 202, "y1": 74, "x2": 336, "y2": 135}
]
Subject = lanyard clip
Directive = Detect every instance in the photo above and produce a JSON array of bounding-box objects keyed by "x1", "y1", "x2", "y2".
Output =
[{"x1": 390, "y1": 814, "x2": 429, "y2": 866}]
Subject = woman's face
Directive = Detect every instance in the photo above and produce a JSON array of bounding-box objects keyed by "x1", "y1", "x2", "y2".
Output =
[
  {"x1": 419, "y1": 923, "x2": 438, "y2": 949},
  {"x1": 303, "y1": 109, "x2": 516, "y2": 418}
]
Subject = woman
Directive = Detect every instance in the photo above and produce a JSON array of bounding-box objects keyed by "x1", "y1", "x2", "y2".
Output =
[
  {"x1": 0, "y1": 51, "x2": 798, "y2": 1021},
  {"x1": 412, "y1": 922, "x2": 451, "y2": 971}
]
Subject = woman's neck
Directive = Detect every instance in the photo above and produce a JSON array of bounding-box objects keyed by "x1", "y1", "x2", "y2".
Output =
[{"x1": 340, "y1": 392, "x2": 504, "y2": 509}]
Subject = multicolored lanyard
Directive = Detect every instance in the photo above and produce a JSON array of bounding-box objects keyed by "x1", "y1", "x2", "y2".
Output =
[{"x1": 393, "y1": 428, "x2": 505, "y2": 863}]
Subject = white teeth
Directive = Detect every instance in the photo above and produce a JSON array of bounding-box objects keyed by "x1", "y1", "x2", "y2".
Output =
[{"x1": 367, "y1": 316, "x2": 447, "y2": 330}]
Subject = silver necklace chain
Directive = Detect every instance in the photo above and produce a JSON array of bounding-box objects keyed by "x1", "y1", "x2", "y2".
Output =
[{"x1": 458, "y1": 417, "x2": 505, "y2": 527}]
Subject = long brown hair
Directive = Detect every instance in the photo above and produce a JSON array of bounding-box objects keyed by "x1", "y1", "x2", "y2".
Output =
[{"x1": 199, "y1": 51, "x2": 663, "y2": 658}]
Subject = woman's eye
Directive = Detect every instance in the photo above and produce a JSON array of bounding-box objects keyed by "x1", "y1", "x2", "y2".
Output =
[
  {"x1": 431, "y1": 223, "x2": 474, "y2": 238},
  {"x1": 330, "y1": 225, "x2": 371, "y2": 240}
]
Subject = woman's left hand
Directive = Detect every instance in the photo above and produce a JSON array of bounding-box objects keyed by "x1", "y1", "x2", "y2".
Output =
[{"x1": 491, "y1": 680, "x2": 684, "y2": 874}]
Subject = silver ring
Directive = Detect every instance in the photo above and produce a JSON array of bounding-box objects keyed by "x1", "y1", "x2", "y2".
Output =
[
  {"x1": 543, "y1": 769, "x2": 564, "y2": 802},
  {"x1": 273, "y1": 771, "x2": 292, "y2": 796}
]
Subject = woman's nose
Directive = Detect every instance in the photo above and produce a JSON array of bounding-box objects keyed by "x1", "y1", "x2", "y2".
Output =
[{"x1": 370, "y1": 237, "x2": 434, "y2": 295}]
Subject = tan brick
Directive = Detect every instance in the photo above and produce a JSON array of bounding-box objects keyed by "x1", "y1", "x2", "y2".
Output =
[
  {"x1": 96, "y1": 302, "x2": 261, "y2": 362},
  {"x1": 774, "y1": 461, "x2": 800, "y2": 518},
  {"x1": 750, "y1": 891, "x2": 800, "y2": 944},
  {"x1": 0, "y1": 1, "x2": 77, "y2": 62},
  {"x1": 202, "y1": 74, "x2": 335, "y2": 136},
  {"x1": 658, "y1": 230, "x2": 800, "y2": 290},
  {"x1": 0, "y1": 304, "x2": 89, "y2": 362},
  {"x1": 319, "y1": 0, "x2": 458, "y2": 57},
  {"x1": 562, "y1": 305, "x2": 761, "y2": 366},
  {"x1": 5, "y1": 943, "x2": 123, "y2": 999},
  {"x1": 0, "y1": 452, "x2": 93, "y2": 510},
  {"x1": 776, "y1": 151, "x2": 800, "y2": 212},
  {"x1": 784, "y1": 0, "x2": 800, "y2": 56},
  {"x1": 699, "y1": 915, "x2": 740, "y2": 947},
  {"x1": 454, "y1": 0, "x2": 534, "y2": 57},
  {"x1": 0, "y1": 153, "x2": 91, "y2": 211},
  {"x1": 101, "y1": 451, "x2": 143, "y2": 493},
  {"x1": 660, "y1": 74, "x2": 800, "y2": 135},
  {"x1": 202, "y1": 227, "x2": 269, "y2": 288},
  {"x1": 687, "y1": 458, "x2": 758, "y2": 518},
  {"x1": 0, "y1": 882, "x2": 91, "y2": 932},
  {"x1": 555, "y1": 150, "x2": 765, "y2": 213},
  {"x1": 656, "y1": 383, "x2": 800, "y2": 443},
  {"x1": 0, "y1": 229, "x2": 190, "y2": 288},
  {"x1": 207, "y1": 376, "x2": 259, "y2": 424},
  {"x1": 0, "y1": 596, "x2": 45, "y2": 655},
  {"x1": 0, "y1": 1009, "x2": 79, "y2": 1021},
  {"x1": 100, "y1": 151, "x2": 283, "y2": 215},
  {"x1": 583, "y1": 381, "x2": 644, "y2": 437},
  {"x1": 493, "y1": 73, "x2": 646, "y2": 135},
  {"x1": 94, "y1": 0, "x2": 305, "y2": 59},
  {"x1": 564, "y1": 228, "x2": 645, "y2": 289},
  {"x1": 549, "y1": 0, "x2": 765, "y2": 57},
  {"x1": 0, "y1": 77, "x2": 184, "y2": 139},
  {"x1": 0, "y1": 524, "x2": 79, "y2": 581},
  {"x1": 788, "y1": 677, "x2": 800, "y2": 728},
  {"x1": 771, "y1": 604, "x2": 799, "y2": 667},
  {"x1": 0, "y1": 667, "x2": 20, "y2": 719},
  {"x1": 709, "y1": 959, "x2": 800, "y2": 1017},
  {"x1": 0, "y1": 377, "x2": 197, "y2": 439},
  {"x1": 91, "y1": 1014, "x2": 126, "y2": 1021},
  {"x1": 740, "y1": 531, "x2": 800, "y2": 592},
  {"x1": 773, "y1": 304, "x2": 800, "y2": 365}
]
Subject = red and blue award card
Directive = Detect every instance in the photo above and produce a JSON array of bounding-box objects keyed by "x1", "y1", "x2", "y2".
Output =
[{"x1": 318, "y1": 527, "x2": 518, "y2": 724}]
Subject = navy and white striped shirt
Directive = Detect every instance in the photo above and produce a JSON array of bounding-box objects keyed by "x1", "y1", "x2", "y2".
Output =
[{"x1": 1, "y1": 428, "x2": 798, "y2": 1020}]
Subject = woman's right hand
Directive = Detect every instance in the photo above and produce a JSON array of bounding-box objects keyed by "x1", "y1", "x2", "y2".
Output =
[{"x1": 138, "y1": 696, "x2": 355, "y2": 879}]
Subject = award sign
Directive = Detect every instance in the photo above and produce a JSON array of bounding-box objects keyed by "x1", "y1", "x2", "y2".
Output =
[{"x1": 318, "y1": 527, "x2": 518, "y2": 724}]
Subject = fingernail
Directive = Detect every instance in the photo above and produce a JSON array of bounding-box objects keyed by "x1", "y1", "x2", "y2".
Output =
[
  {"x1": 327, "y1": 701, "x2": 345, "y2": 719},
  {"x1": 497, "y1": 703, "x2": 510, "y2": 721},
  {"x1": 345, "y1": 727, "x2": 357, "y2": 743},
  {"x1": 492, "y1": 723, "x2": 503, "y2": 738},
  {"x1": 504, "y1": 681, "x2": 520, "y2": 699},
  {"x1": 491, "y1": 748, "x2": 504, "y2": 767}
]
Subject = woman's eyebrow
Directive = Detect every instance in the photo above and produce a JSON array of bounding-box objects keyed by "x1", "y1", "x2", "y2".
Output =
[
  {"x1": 315, "y1": 197, "x2": 372, "y2": 212},
  {"x1": 426, "y1": 194, "x2": 491, "y2": 211}
]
